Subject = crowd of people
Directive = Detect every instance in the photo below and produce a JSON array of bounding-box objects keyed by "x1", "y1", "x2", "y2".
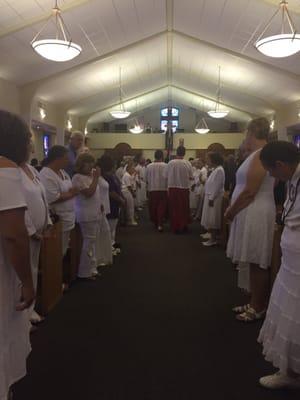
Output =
[{"x1": 1, "y1": 109, "x2": 300, "y2": 400}]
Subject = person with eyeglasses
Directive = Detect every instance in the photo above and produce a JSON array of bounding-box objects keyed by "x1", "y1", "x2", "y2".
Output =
[{"x1": 258, "y1": 141, "x2": 300, "y2": 390}]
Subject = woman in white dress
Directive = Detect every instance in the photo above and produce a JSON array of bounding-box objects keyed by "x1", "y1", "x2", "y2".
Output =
[
  {"x1": 0, "y1": 110, "x2": 35, "y2": 400},
  {"x1": 72, "y1": 153, "x2": 101, "y2": 279},
  {"x1": 201, "y1": 152, "x2": 225, "y2": 246},
  {"x1": 40, "y1": 146, "x2": 78, "y2": 257},
  {"x1": 20, "y1": 152, "x2": 51, "y2": 324},
  {"x1": 97, "y1": 155, "x2": 125, "y2": 255},
  {"x1": 226, "y1": 118, "x2": 276, "y2": 322},
  {"x1": 257, "y1": 141, "x2": 300, "y2": 389},
  {"x1": 121, "y1": 163, "x2": 138, "y2": 226},
  {"x1": 189, "y1": 160, "x2": 199, "y2": 213},
  {"x1": 134, "y1": 155, "x2": 146, "y2": 210},
  {"x1": 95, "y1": 157, "x2": 113, "y2": 267}
]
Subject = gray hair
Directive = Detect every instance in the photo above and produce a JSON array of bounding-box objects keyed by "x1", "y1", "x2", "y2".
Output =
[{"x1": 70, "y1": 130, "x2": 84, "y2": 139}]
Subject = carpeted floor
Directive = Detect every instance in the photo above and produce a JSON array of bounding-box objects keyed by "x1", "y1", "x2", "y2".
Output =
[{"x1": 14, "y1": 213, "x2": 299, "y2": 400}]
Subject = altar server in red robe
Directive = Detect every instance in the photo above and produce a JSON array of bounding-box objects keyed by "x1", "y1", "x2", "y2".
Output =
[{"x1": 166, "y1": 146, "x2": 193, "y2": 233}]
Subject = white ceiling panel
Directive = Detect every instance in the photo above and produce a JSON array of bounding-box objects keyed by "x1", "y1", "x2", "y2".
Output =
[
  {"x1": 0, "y1": 0, "x2": 166, "y2": 84},
  {"x1": 172, "y1": 33, "x2": 300, "y2": 111},
  {"x1": 173, "y1": 0, "x2": 300, "y2": 75},
  {"x1": 1, "y1": 0, "x2": 300, "y2": 124},
  {"x1": 36, "y1": 34, "x2": 168, "y2": 107}
]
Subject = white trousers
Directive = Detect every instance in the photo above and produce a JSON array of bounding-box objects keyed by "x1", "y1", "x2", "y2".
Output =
[
  {"x1": 62, "y1": 230, "x2": 72, "y2": 257},
  {"x1": 29, "y1": 239, "x2": 41, "y2": 319},
  {"x1": 122, "y1": 190, "x2": 135, "y2": 224},
  {"x1": 77, "y1": 221, "x2": 98, "y2": 278},
  {"x1": 108, "y1": 218, "x2": 118, "y2": 246},
  {"x1": 96, "y1": 213, "x2": 113, "y2": 266}
]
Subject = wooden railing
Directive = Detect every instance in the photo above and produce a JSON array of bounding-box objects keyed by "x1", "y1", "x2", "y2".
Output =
[{"x1": 36, "y1": 222, "x2": 63, "y2": 315}]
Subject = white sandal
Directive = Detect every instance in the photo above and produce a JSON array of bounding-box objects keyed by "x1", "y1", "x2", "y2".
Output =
[
  {"x1": 232, "y1": 303, "x2": 250, "y2": 313},
  {"x1": 236, "y1": 307, "x2": 266, "y2": 322}
]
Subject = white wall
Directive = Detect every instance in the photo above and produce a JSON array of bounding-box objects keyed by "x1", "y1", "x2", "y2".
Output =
[
  {"x1": 0, "y1": 78, "x2": 20, "y2": 114},
  {"x1": 87, "y1": 132, "x2": 245, "y2": 161},
  {"x1": 88, "y1": 104, "x2": 240, "y2": 133},
  {"x1": 275, "y1": 102, "x2": 300, "y2": 141}
]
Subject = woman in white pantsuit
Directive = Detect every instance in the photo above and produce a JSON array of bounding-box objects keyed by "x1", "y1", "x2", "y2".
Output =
[
  {"x1": 201, "y1": 152, "x2": 225, "y2": 246},
  {"x1": 257, "y1": 141, "x2": 300, "y2": 389},
  {"x1": 95, "y1": 166, "x2": 113, "y2": 267},
  {"x1": 121, "y1": 164, "x2": 137, "y2": 226},
  {"x1": 0, "y1": 110, "x2": 35, "y2": 400},
  {"x1": 20, "y1": 160, "x2": 51, "y2": 324},
  {"x1": 225, "y1": 118, "x2": 276, "y2": 322},
  {"x1": 40, "y1": 146, "x2": 78, "y2": 257},
  {"x1": 72, "y1": 153, "x2": 101, "y2": 279}
]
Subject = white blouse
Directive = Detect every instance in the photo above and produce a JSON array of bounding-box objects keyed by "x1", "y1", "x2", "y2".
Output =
[
  {"x1": 121, "y1": 172, "x2": 134, "y2": 192},
  {"x1": 72, "y1": 173, "x2": 101, "y2": 222},
  {"x1": 145, "y1": 162, "x2": 168, "y2": 192},
  {"x1": 98, "y1": 176, "x2": 111, "y2": 215},
  {"x1": 166, "y1": 159, "x2": 194, "y2": 189},
  {"x1": 20, "y1": 164, "x2": 50, "y2": 236},
  {"x1": 40, "y1": 167, "x2": 75, "y2": 231},
  {"x1": 204, "y1": 166, "x2": 225, "y2": 201},
  {"x1": 281, "y1": 163, "x2": 300, "y2": 252}
]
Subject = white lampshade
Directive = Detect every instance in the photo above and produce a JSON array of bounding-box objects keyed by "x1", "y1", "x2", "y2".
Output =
[
  {"x1": 195, "y1": 117, "x2": 210, "y2": 134},
  {"x1": 255, "y1": 34, "x2": 300, "y2": 58},
  {"x1": 110, "y1": 110, "x2": 131, "y2": 119},
  {"x1": 207, "y1": 110, "x2": 229, "y2": 119},
  {"x1": 195, "y1": 128, "x2": 210, "y2": 134},
  {"x1": 39, "y1": 107, "x2": 46, "y2": 120},
  {"x1": 67, "y1": 119, "x2": 72, "y2": 130},
  {"x1": 129, "y1": 125, "x2": 143, "y2": 134},
  {"x1": 32, "y1": 39, "x2": 82, "y2": 62}
]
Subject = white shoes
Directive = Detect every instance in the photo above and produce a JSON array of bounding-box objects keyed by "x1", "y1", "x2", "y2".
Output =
[
  {"x1": 202, "y1": 239, "x2": 217, "y2": 246},
  {"x1": 128, "y1": 221, "x2": 138, "y2": 226},
  {"x1": 30, "y1": 310, "x2": 44, "y2": 324},
  {"x1": 259, "y1": 372, "x2": 300, "y2": 389},
  {"x1": 200, "y1": 232, "x2": 211, "y2": 240}
]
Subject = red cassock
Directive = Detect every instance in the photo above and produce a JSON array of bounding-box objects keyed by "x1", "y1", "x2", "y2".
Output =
[
  {"x1": 168, "y1": 188, "x2": 191, "y2": 232},
  {"x1": 148, "y1": 191, "x2": 168, "y2": 227}
]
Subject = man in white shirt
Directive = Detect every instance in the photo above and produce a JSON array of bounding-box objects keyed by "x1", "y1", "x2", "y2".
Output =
[
  {"x1": 145, "y1": 150, "x2": 168, "y2": 232},
  {"x1": 166, "y1": 146, "x2": 193, "y2": 233}
]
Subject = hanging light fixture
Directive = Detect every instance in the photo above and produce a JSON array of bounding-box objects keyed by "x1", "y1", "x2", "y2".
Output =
[
  {"x1": 207, "y1": 67, "x2": 229, "y2": 119},
  {"x1": 110, "y1": 68, "x2": 131, "y2": 119},
  {"x1": 31, "y1": 1, "x2": 82, "y2": 62},
  {"x1": 129, "y1": 100, "x2": 143, "y2": 134},
  {"x1": 39, "y1": 106, "x2": 46, "y2": 120},
  {"x1": 195, "y1": 118, "x2": 210, "y2": 134},
  {"x1": 255, "y1": 1, "x2": 300, "y2": 58},
  {"x1": 129, "y1": 124, "x2": 144, "y2": 134},
  {"x1": 67, "y1": 118, "x2": 72, "y2": 130}
]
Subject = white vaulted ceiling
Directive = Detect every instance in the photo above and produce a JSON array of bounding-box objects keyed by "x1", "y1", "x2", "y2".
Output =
[{"x1": 1, "y1": 0, "x2": 300, "y2": 125}]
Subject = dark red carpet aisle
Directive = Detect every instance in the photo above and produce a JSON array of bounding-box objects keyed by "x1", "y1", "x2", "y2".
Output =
[{"x1": 13, "y1": 213, "x2": 299, "y2": 400}]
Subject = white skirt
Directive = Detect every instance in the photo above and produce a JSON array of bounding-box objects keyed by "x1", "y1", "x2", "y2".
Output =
[
  {"x1": 227, "y1": 198, "x2": 275, "y2": 269},
  {"x1": 96, "y1": 213, "x2": 113, "y2": 266},
  {"x1": 258, "y1": 247, "x2": 300, "y2": 374},
  {"x1": 200, "y1": 194, "x2": 223, "y2": 230}
]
